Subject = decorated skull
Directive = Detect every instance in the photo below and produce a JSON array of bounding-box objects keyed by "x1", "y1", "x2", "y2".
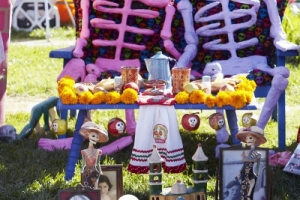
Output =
[
  {"x1": 208, "y1": 113, "x2": 225, "y2": 130},
  {"x1": 181, "y1": 113, "x2": 201, "y2": 131},
  {"x1": 108, "y1": 117, "x2": 126, "y2": 137},
  {"x1": 0, "y1": 124, "x2": 17, "y2": 143}
]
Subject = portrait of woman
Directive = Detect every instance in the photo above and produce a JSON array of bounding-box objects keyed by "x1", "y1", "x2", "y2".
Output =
[
  {"x1": 223, "y1": 180, "x2": 241, "y2": 200},
  {"x1": 98, "y1": 174, "x2": 113, "y2": 200}
]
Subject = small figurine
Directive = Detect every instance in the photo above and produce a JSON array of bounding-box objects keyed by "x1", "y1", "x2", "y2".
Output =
[
  {"x1": 79, "y1": 120, "x2": 108, "y2": 189},
  {"x1": 235, "y1": 126, "x2": 267, "y2": 200}
]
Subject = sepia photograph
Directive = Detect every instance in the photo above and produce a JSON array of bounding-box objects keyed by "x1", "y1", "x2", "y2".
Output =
[{"x1": 100, "y1": 164, "x2": 123, "y2": 200}]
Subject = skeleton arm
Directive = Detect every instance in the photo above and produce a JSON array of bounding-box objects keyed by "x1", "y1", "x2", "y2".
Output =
[{"x1": 176, "y1": 0, "x2": 199, "y2": 67}]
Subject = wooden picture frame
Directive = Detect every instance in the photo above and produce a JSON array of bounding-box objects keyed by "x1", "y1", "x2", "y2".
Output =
[
  {"x1": 58, "y1": 185, "x2": 101, "y2": 200},
  {"x1": 100, "y1": 164, "x2": 123, "y2": 200},
  {"x1": 219, "y1": 146, "x2": 270, "y2": 200}
]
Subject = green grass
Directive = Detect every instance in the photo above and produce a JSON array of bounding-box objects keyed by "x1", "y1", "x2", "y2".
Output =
[{"x1": 2, "y1": 6, "x2": 300, "y2": 200}]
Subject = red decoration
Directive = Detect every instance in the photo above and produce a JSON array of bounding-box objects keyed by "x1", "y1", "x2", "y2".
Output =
[
  {"x1": 181, "y1": 113, "x2": 200, "y2": 131},
  {"x1": 123, "y1": 82, "x2": 139, "y2": 93},
  {"x1": 108, "y1": 117, "x2": 126, "y2": 137},
  {"x1": 297, "y1": 126, "x2": 300, "y2": 143}
]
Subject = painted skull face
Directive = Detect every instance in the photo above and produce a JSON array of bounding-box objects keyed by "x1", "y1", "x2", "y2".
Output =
[
  {"x1": 245, "y1": 134, "x2": 256, "y2": 145},
  {"x1": 52, "y1": 122, "x2": 59, "y2": 132},
  {"x1": 188, "y1": 117, "x2": 198, "y2": 128},
  {"x1": 0, "y1": 125, "x2": 17, "y2": 143},
  {"x1": 115, "y1": 121, "x2": 125, "y2": 133},
  {"x1": 217, "y1": 118, "x2": 225, "y2": 127},
  {"x1": 243, "y1": 116, "x2": 251, "y2": 126},
  {"x1": 89, "y1": 132, "x2": 99, "y2": 145}
]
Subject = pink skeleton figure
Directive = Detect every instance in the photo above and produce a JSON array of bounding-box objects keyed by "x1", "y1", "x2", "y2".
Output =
[
  {"x1": 73, "y1": 0, "x2": 199, "y2": 81},
  {"x1": 195, "y1": 0, "x2": 300, "y2": 154},
  {"x1": 70, "y1": 0, "x2": 199, "y2": 138}
]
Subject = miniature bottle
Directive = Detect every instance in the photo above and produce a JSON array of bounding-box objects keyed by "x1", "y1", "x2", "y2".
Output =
[
  {"x1": 114, "y1": 76, "x2": 122, "y2": 93},
  {"x1": 202, "y1": 76, "x2": 211, "y2": 95}
]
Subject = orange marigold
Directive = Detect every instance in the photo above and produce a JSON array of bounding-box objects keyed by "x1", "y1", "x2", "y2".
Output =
[
  {"x1": 229, "y1": 90, "x2": 247, "y2": 109},
  {"x1": 60, "y1": 88, "x2": 78, "y2": 104},
  {"x1": 78, "y1": 91, "x2": 94, "y2": 104},
  {"x1": 215, "y1": 91, "x2": 231, "y2": 107},
  {"x1": 120, "y1": 88, "x2": 138, "y2": 104},
  {"x1": 105, "y1": 91, "x2": 121, "y2": 104},
  {"x1": 91, "y1": 91, "x2": 106, "y2": 104},
  {"x1": 205, "y1": 94, "x2": 216, "y2": 108}
]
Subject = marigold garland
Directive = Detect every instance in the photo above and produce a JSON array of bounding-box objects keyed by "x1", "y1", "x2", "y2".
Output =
[
  {"x1": 60, "y1": 87, "x2": 78, "y2": 104},
  {"x1": 174, "y1": 77, "x2": 257, "y2": 108},
  {"x1": 205, "y1": 94, "x2": 216, "y2": 108},
  {"x1": 105, "y1": 91, "x2": 121, "y2": 104},
  {"x1": 189, "y1": 90, "x2": 206, "y2": 104},
  {"x1": 174, "y1": 91, "x2": 189, "y2": 104},
  {"x1": 90, "y1": 91, "x2": 106, "y2": 104},
  {"x1": 121, "y1": 88, "x2": 138, "y2": 104},
  {"x1": 78, "y1": 91, "x2": 94, "y2": 104}
]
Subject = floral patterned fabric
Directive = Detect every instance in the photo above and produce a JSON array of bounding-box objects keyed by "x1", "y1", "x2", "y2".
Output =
[{"x1": 73, "y1": 0, "x2": 288, "y2": 85}]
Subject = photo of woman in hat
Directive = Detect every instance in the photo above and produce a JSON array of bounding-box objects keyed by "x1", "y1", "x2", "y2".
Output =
[
  {"x1": 235, "y1": 126, "x2": 267, "y2": 200},
  {"x1": 80, "y1": 120, "x2": 109, "y2": 189}
]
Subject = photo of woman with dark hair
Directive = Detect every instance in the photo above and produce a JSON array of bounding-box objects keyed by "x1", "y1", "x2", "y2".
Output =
[{"x1": 98, "y1": 174, "x2": 113, "y2": 200}]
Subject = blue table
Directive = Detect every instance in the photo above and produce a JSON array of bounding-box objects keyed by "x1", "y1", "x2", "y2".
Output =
[{"x1": 56, "y1": 99, "x2": 258, "y2": 181}]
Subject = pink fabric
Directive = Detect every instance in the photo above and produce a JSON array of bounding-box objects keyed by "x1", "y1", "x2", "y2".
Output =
[{"x1": 269, "y1": 151, "x2": 292, "y2": 167}]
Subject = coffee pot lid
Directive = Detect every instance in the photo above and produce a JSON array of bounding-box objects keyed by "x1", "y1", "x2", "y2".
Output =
[{"x1": 151, "y1": 51, "x2": 168, "y2": 60}]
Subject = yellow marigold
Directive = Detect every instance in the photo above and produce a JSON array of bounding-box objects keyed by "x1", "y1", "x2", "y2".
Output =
[
  {"x1": 78, "y1": 91, "x2": 94, "y2": 104},
  {"x1": 57, "y1": 76, "x2": 75, "y2": 94},
  {"x1": 244, "y1": 91, "x2": 254, "y2": 103},
  {"x1": 91, "y1": 91, "x2": 106, "y2": 104},
  {"x1": 205, "y1": 94, "x2": 216, "y2": 108},
  {"x1": 121, "y1": 88, "x2": 138, "y2": 104},
  {"x1": 105, "y1": 91, "x2": 121, "y2": 104},
  {"x1": 174, "y1": 91, "x2": 189, "y2": 104},
  {"x1": 60, "y1": 88, "x2": 78, "y2": 104},
  {"x1": 229, "y1": 90, "x2": 247, "y2": 109},
  {"x1": 215, "y1": 91, "x2": 231, "y2": 107},
  {"x1": 189, "y1": 90, "x2": 206, "y2": 104}
]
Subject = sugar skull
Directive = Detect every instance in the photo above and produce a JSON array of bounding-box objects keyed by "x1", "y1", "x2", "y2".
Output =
[
  {"x1": 181, "y1": 113, "x2": 201, "y2": 131},
  {"x1": 52, "y1": 119, "x2": 67, "y2": 135},
  {"x1": 208, "y1": 113, "x2": 225, "y2": 130},
  {"x1": 0, "y1": 125, "x2": 17, "y2": 143},
  {"x1": 108, "y1": 117, "x2": 126, "y2": 137}
]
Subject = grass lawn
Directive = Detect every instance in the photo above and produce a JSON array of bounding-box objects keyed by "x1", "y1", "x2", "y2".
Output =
[{"x1": 1, "y1": 6, "x2": 300, "y2": 200}]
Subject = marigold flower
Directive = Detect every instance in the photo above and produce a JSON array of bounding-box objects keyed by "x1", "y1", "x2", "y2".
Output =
[
  {"x1": 189, "y1": 90, "x2": 206, "y2": 104},
  {"x1": 78, "y1": 91, "x2": 94, "y2": 104},
  {"x1": 174, "y1": 91, "x2": 189, "y2": 104},
  {"x1": 205, "y1": 94, "x2": 216, "y2": 108},
  {"x1": 60, "y1": 87, "x2": 78, "y2": 104},
  {"x1": 121, "y1": 88, "x2": 138, "y2": 104},
  {"x1": 105, "y1": 91, "x2": 121, "y2": 104},
  {"x1": 91, "y1": 91, "x2": 106, "y2": 104}
]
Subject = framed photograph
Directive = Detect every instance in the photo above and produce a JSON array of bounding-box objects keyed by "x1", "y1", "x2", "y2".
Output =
[
  {"x1": 100, "y1": 164, "x2": 123, "y2": 200},
  {"x1": 219, "y1": 146, "x2": 270, "y2": 200},
  {"x1": 284, "y1": 143, "x2": 300, "y2": 175},
  {"x1": 58, "y1": 185, "x2": 101, "y2": 200}
]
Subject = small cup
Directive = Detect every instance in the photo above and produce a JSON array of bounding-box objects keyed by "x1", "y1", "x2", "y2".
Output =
[
  {"x1": 171, "y1": 67, "x2": 190, "y2": 94},
  {"x1": 121, "y1": 66, "x2": 139, "y2": 85}
]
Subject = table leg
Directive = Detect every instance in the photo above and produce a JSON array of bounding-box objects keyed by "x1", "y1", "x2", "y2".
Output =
[
  {"x1": 226, "y1": 110, "x2": 241, "y2": 145},
  {"x1": 65, "y1": 109, "x2": 87, "y2": 181}
]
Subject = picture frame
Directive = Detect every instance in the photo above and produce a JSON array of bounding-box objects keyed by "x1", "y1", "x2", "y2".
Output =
[
  {"x1": 58, "y1": 185, "x2": 101, "y2": 200},
  {"x1": 284, "y1": 143, "x2": 300, "y2": 175},
  {"x1": 100, "y1": 164, "x2": 123, "y2": 200},
  {"x1": 219, "y1": 146, "x2": 270, "y2": 200}
]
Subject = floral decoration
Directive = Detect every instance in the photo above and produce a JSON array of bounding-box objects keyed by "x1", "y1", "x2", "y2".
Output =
[
  {"x1": 174, "y1": 76, "x2": 256, "y2": 109},
  {"x1": 120, "y1": 88, "x2": 138, "y2": 104}
]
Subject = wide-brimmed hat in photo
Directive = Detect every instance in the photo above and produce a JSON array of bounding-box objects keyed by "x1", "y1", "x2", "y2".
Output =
[
  {"x1": 236, "y1": 126, "x2": 267, "y2": 146},
  {"x1": 79, "y1": 121, "x2": 108, "y2": 143}
]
